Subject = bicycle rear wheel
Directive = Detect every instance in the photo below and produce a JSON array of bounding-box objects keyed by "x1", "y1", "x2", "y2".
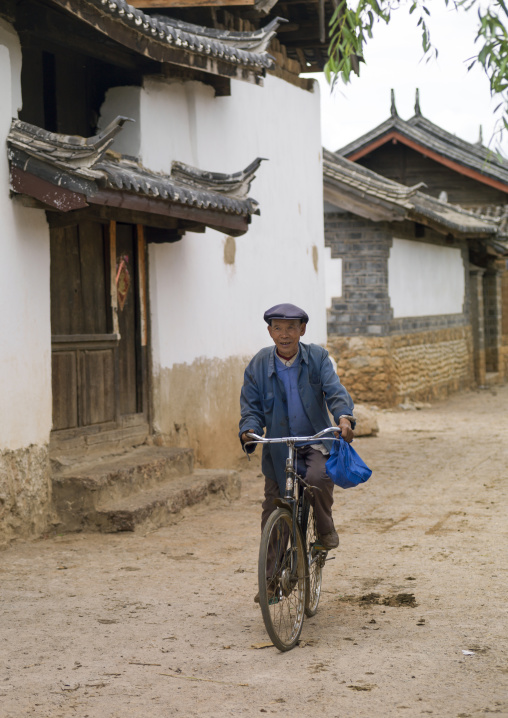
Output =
[
  {"x1": 304, "y1": 503, "x2": 325, "y2": 617},
  {"x1": 258, "y1": 508, "x2": 306, "y2": 651}
]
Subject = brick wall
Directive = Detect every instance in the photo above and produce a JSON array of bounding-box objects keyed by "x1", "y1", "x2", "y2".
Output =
[
  {"x1": 325, "y1": 215, "x2": 393, "y2": 336},
  {"x1": 483, "y1": 271, "x2": 502, "y2": 373}
]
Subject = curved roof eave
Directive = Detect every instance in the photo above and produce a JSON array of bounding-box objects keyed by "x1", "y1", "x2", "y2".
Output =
[{"x1": 47, "y1": 0, "x2": 282, "y2": 82}]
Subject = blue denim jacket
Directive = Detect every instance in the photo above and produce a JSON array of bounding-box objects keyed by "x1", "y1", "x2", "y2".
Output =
[{"x1": 239, "y1": 342, "x2": 354, "y2": 494}]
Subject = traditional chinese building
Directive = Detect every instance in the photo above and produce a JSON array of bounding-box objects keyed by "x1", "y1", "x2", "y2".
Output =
[
  {"x1": 0, "y1": 0, "x2": 332, "y2": 542},
  {"x1": 323, "y1": 93, "x2": 508, "y2": 406}
]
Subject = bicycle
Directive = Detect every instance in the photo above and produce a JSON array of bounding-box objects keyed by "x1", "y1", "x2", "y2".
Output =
[{"x1": 244, "y1": 426, "x2": 341, "y2": 652}]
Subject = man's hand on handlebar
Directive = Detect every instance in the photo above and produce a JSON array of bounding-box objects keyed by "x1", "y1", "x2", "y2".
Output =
[
  {"x1": 241, "y1": 430, "x2": 254, "y2": 444},
  {"x1": 338, "y1": 417, "x2": 354, "y2": 443}
]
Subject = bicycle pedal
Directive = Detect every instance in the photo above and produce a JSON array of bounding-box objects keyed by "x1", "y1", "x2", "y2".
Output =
[{"x1": 311, "y1": 541, "x2": 328, "y2": 552}]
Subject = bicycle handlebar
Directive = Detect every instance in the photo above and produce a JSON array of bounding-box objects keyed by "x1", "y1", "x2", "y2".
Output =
[{"x1": 244, "y1": 426, "x2": 341, "y2": 448}]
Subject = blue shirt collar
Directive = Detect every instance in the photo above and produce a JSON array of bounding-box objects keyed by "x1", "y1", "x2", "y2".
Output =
[{"x1": 268, "y1": 343, "x2": 308, "y2": 376}]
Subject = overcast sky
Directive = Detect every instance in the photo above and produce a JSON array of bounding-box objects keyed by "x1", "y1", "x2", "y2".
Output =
[{"x1": 307, "y1": 1, "x2": 507, "y2": 156}]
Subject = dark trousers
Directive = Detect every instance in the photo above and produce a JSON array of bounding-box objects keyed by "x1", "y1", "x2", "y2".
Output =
[{"x1": 260, "y1": 446, "x2": 335, "y2": 536}]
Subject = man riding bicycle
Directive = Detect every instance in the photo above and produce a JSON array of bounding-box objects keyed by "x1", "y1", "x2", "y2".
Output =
[{"x1": 239, "y1": 303, "x2": 355, "y2": 579}]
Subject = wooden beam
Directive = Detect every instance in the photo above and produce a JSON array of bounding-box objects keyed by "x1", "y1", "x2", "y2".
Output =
[
  {"x1": 10, "y1": 167, "x2": 88, "y2": 211},
  {"x1": 109, "y1": 220, "x2": 120, "y2": 336},
  {"x1": 89, "y1": 188, "x2": 250, "y2": 235},
  {"x1": 132, "y1": 0, "x2": 254, "y2": 6},
  {"x1": 12, "y1": 169, "x2": 250, "y2": 235},
  {"x1": 46, "y1": 205, "x2": 180, "y2": 230},
  {"x1": 136, "y1": 225, "x2": 148, "y2": 348}
]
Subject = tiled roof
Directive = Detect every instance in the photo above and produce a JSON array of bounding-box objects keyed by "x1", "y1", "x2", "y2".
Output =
[
  {"x1": 323, "y1": 150, "x2": 502, "y2": 239},
  {"x1": 336, "y1": 110, "x2": 508, "y2": 188},
  {"x1": 8, "y1": 117, "x2": 261, "y2": 218},
  {"x1": 47, "y1": 0, "x2": 282, "y2": 81}
]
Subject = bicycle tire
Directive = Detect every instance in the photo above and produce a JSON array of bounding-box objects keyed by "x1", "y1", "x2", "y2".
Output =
[
  {"x1": 304, "y1": 503, "x2": 324, "y2": 617},
  {"x1": 258, "y1": 508, "x2": 306, "y2": 652}
]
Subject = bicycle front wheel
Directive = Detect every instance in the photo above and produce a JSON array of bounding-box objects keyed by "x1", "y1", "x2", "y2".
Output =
[
  {"x1": 258, "y1": 508, "x2": 306, "y2": 652},
  {"x1": 304, "y1": 503, "x2": 324, "y2": 617}
]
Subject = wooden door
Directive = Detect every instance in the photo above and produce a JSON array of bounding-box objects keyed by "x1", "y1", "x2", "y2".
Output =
[
  {"x1": 50, "y1": 219, "x2": 148, "y2": 438},
  {"x1": 116, "y1": 223, "x2": 143, "y2": 416}
]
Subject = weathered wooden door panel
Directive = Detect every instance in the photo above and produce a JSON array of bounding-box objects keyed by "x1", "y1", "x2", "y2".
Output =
[
  {"x1": 79, "y1": 349, "x2": 116, "y2": 426},
  {"x1": 50, "y1": 222, "x2": 109, "y2": 336},
  {"x1": 51, "y1": 351, "x2": 78, "y2": 431},
  {"x1": 50, "y1": 219, "x2": 148, "y2": 440}
]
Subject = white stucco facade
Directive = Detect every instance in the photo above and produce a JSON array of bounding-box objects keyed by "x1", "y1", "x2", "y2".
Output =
[
  {"x1": 100, "y1": 73, "x2": 326, "y2": 462},
  {"x1": 323, "y1": 246, "x2": 342, "y2": 309},
  {"x1": 0, "y1": 22, "x2": 52, "y2": 451},
  {"x1": 388, "y1": 238, "x2": 465, "y2": 318},
  {"x1": 101, "y1": 74, "x2": 326, "y2": 364},
  {"x1": 1, "y1": 13, "x2": 328, "y2": 533}
]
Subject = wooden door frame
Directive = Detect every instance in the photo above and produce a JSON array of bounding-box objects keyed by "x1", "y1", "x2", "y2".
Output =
[{"x1": 49, "y1": 216, "x2": 152, "y2": 453}]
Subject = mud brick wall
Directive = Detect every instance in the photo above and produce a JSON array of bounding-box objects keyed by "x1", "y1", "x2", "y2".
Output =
[
  {"x1": 329, "y1": 327, "x2": 474, "y2": 407},
  {"x1": 0, "y1": 445, "x2": 52, "y2": 547}
]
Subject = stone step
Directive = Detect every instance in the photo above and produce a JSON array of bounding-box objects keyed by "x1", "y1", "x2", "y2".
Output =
[
  {"x1": 52, "y1": 446, "x2": 194, "y2": 532},
  {"x1": 94, "y1": 469, "x2": 241, "y2": 533}
]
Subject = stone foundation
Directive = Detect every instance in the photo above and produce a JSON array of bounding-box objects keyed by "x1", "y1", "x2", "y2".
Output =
[
  {"x1": 328, "y1": 326, "x2": 474, "y2": 407},
  {"x1": 0, "y1": 444, "x2": 52, "y2": 547}
]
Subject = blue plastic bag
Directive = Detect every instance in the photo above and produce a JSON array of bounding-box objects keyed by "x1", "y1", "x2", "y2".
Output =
[{"x1": 325, "y1": 438, "x2": 372, "y2": 489}]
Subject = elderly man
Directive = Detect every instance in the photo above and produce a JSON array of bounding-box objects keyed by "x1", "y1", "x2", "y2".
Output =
[{"x1": 239, "y1": 303, "x2": 355, "y2": 563}]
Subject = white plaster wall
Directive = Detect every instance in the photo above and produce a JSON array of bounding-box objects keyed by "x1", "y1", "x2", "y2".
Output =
[
  {"x1": 388, "y1": 238, "x2": 465, "y2": 318},
  {"x1": 136, "y1": 75, "x2": 326, "y2": 368},
  {"x1": 0, "y1": 22, "x2": 52, "y2": 450},
  {"x1": 98, "y1": 86, "x2": 142, "y2": 156},
  {"x1": 324, "y1": 246, "x2": 342, "y2": 308}
]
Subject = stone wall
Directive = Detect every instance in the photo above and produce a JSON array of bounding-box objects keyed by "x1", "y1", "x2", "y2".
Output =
[
  {"x1": 329, "y1": 326, "x2": 474, "y2": 407},
  {"x1": 0, "y1": 445, "x2": 52, "y2": 548}
]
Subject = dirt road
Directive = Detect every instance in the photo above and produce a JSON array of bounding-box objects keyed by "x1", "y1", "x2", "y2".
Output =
[{"x1": 1, "y1": 385, "x2": 508, "y2": 718}]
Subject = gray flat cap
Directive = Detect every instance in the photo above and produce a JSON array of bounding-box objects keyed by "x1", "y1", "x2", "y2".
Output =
[{"x1": 263, "y1": 303, "x2": 309, "y2": 324}]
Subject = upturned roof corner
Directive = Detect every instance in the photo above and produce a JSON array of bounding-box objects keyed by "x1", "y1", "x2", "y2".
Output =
[{"x1": 7, "y1": 118, "x2": 263, "y2": 235}]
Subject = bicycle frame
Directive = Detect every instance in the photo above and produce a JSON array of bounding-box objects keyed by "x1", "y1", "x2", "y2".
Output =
[
  {"x1": 246, "y1": 427, "x2": 341, "y2": 650},
  {"x1": 245, "y1": 426, "x2": 341, "y2": 578}
]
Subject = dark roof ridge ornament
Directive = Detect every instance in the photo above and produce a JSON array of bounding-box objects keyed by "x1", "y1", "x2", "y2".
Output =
[
  {"x1": 414, "y1": 88, "x2": 421, "y2": 116},
  {"x1": 7, "y1": 116, "x2": 133, "y2": 173},
  {"x1": 390, "y1": 89, "x2": 398, "y2": 118},
  {"x1": 170, "y1": 157, "x2": 266, "y2": 199},
  {"x1": 7, "y1": 118, "x2": 262, "y2": 226},
  {"x1": 477, "y1": 125, "x2": 484, "y2": 146}
]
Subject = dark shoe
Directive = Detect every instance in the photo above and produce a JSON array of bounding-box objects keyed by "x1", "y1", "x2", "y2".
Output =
[
  {"x1": 317, "y1": 529, "x2": 339, "y2": 550},
  {"x1": 254, "y1": 580, "x2": 277, "y2": 604}
]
